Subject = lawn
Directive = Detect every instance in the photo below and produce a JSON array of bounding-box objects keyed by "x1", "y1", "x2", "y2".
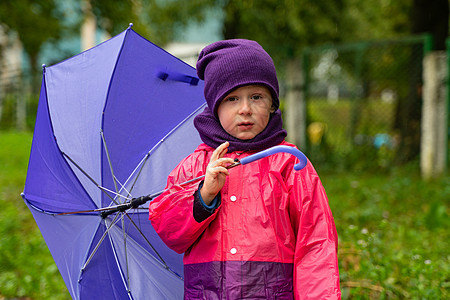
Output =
[
  {"x1": 0, "y1": 131, "x2": 448, "y2": 299},
  {"x1": 0, "y1": 131, "x2": 70, "y2": 299},
  {"x1": 324, "y1": 167, "x2": 449, "y2": 298}
]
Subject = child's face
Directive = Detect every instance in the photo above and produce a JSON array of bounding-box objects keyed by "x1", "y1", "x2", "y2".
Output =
[{"x1": 217, "y1": 85, "x2": 275, "y2": 140}]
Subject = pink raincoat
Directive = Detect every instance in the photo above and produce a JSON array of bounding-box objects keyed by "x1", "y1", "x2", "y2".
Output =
[{"x1": 149, "y1": 141, "x2": 340, "y2": 299}]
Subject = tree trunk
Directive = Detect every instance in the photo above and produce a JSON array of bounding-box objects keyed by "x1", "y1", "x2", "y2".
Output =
[
  {"x1": 222, "y1": 1, "x2": 241, "y2": 39},
  {"x1": 412, "y1": 0, "x2": 449, "y2": 50}
]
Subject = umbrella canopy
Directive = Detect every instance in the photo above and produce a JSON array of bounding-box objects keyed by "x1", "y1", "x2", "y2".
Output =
[{"x1": 22, "y1": 24, "x2": 206, "y2": 299}]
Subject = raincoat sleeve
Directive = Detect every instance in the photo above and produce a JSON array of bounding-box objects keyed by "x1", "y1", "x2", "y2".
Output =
[
  {"x1": 148, "y1": 151, "x2": 220, "y2": 254},
  {"x1": 289, "y1": 163, "x2": 341, "y2": 299}
]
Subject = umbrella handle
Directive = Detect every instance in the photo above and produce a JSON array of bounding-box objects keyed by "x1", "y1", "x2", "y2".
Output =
[
  {"x1": 157, "y1": 70, "x2": 199, "y2": 86},
  {"x1": 58, "y1": 147, "x2": 307, "y2": 216},
  {"x1": 239, "y1": 145, "x2": 308, "y2": 171},
  {"x1": 99, "y1": 195, "x2": 151, "y2": 218}
]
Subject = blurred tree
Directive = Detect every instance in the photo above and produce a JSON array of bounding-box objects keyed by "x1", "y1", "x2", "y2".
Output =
[
  {"x1": 219, "y1": 0, "x2": 448, "y2": 160},
  {"x1": 88, "y1": 0, "x2": 213, "y2": 46},
  {"x1": 0, "y1": 0, "x2": 215, "y2": 93},
  {"x1": 219, "y1": 0, "x2": 346, "y2": 146},
  {"x1": 217, "y1": 0, "x2": 429, "y2": 148},
  {"x1": 339, "y1": 0, "x2": 411, "y2": 41},
  {"x1": 87, "y1": 0, "x2": 448, "y2": 162},
  {"x1": 1, "y1": 0, "x2": 446, "y2": 159},
  {"x1": 222, "y1": 0, "x2": 344, "y2": 62},
  {"x1": 0, "y1": 0, "x2": 67, "y2": 91},
  {"x1": 412, "y1": 0, "x2": 448, "y2": 51}
]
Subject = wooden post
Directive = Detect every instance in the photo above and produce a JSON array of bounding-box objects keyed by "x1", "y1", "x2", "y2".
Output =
[
  {"x1": 16, "y1": 85, "x2": 26, "y2": 131},
  {"x1": 421, "y1": 51, "x2": 447, "y2": 179},
  {"x1": 81, "y1": 0, "x2": 96, "y2": 51},
  {"x1": 285, "y1": 58, "x2": 307, "y2": 149}
]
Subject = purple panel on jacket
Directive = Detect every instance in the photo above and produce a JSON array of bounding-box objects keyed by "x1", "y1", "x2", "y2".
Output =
[{"x1": 184, "y1": 261, "x2": 294, "y2": 299}]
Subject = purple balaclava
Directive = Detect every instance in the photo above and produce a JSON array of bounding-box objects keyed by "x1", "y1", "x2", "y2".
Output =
[{"x1": 193, "y1": 39, "x2": 286, "y2": 152}]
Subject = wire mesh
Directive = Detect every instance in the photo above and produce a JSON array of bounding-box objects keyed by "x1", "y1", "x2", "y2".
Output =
[{"x1": 302, "y1": 36, "x2": 430, "y2": 170}]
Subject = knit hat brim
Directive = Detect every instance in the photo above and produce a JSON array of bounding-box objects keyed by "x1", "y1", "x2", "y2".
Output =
[{"x1": 196, "y1": 39, "x2": 279, "y2": 116}]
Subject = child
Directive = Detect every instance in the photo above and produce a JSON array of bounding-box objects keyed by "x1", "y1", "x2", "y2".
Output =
[{"x1": 149, "y1": 39, "x2": 341, "y2": 299}]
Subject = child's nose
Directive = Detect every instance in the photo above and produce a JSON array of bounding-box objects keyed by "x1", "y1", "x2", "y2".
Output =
[{"x1": 238, "y1": 99, "x2": 252, "y2": 114}]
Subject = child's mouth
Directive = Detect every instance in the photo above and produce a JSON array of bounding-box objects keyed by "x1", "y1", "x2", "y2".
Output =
[{"x1": 238, "y1": 122, "x2": 254, "y2": 130}]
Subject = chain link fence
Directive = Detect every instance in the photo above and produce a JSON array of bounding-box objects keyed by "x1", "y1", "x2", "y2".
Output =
[
  {"x1": 301, "y1": 35, "x2": 435, "y2": 171},
  {"x1": 1, "y1": 35, "x2": 447, "y2": 174},
  {"x1": 0, "y1": 65, "x2": 36, "y2": 131}
]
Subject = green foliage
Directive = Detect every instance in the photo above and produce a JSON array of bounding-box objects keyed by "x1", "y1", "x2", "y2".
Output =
[
  {"x1": 1, "y1": 131, "x2": 448, "y2": 299},
  {"x1": 0, "y1": 131, "x2": 70, "y2": 300},
  {"x1": 0, "y1": 0, "x2": 67, "y2": 70},
  {"x1": 0, "y1": 93, "x2": 39, "y2": 131},
  {"x1": 340, "y1": 0, "x2": 411, "y2": 42},
  {"x1": 221, "y1": 0, "x2": 346, "y2": 61},
  {"x1": 89, "y1": 0, "x2": 214, "y2": 46},
  {"x1": 322, "y1": 166, "x2": 449, "y2": 299}
]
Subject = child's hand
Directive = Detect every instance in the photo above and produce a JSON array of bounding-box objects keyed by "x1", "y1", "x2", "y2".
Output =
[{"x1": 200, "y1": 142, "x2": 235, "y2": 205}]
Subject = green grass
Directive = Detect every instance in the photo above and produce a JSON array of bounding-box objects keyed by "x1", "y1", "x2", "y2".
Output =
[
  {"x1": 0, "y1": 131, "x2": 448, "y2": 299},
  {"x1": 323, "y1": 167, "x2": 449, "y2": 299},
  {"x1": 0, "y1": 131, "x2": 70, "y2": 300}
]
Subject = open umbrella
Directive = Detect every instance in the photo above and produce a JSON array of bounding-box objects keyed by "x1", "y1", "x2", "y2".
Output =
[{"x1": 21, "y1": 24, "x2": 205, "y2": 299}]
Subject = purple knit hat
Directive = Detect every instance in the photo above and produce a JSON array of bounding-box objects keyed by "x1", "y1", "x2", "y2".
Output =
[
  {"x1": 193, "y1": 39, "x2": 287, "y2": 152},
  {"x1": 196, "y1": 39, "x2": 279, "y2": 115}
]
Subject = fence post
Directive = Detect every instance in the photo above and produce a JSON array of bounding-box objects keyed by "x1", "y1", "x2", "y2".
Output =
[
  {"x1": 81, "y1": 0, "x2": 96, "y2": 51},
  {"x1": 285, "y1": 56, "x2": 307, "y2": 149},
  {"x1": 16, "y1": 92, "x2": 26, "y2": 131},
  {"x1": 421, "y1": 51, "x2": 447, "y2": 179}
]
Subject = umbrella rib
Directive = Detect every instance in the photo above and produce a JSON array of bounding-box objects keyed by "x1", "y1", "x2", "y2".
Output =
[
  {"x1": 101, "y1": 131, "x2": 120, "y2": 196},
  {"x1": 81, "y1": 213, "x2": 122, "y2": 272},
  {"x1": 113, "y1": 176, "x2": 133, "y2": 202},
  {"x1": 100, "y1": 131, "x2": 135, "y2": 206},
  {"x1": 98, "y1": 186, "x2": 130, "y2": 202},
  {"x1": 122, "y1": 211, "x2": 173, "y2": 273},
  {"x1": 119, "y1": 103, "x2": 207, "y2": 199},
  {"x1": 105, "y1": 218, "x2": 134, "y2": 299},
  {"x1": 81, "y1": 210, "x2": 181, "y2": 282},
  {"x1": 109, "y1": 149, "x2": 152, "y2": 204},
  {"x1": 62, "y1": 152, "x2": 123, "y2": 206},
  {"x1": 122, "y1": 216, "x2": 130, "y2": 293},
  {"x1": 123, "y1": 153, "x2": 150, "y2": 198}
]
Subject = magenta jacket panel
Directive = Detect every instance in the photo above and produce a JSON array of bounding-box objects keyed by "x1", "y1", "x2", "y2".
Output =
[{"x1": 149, "y1": 141, "x2": 341, "y2": 299}]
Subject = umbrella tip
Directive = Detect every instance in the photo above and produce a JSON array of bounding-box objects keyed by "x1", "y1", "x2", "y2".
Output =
[{"x1": 128, "y1": 23, "x2": 133, "y2": 28}]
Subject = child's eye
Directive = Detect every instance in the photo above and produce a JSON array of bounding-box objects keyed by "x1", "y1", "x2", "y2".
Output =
[
  {"x1": 225, "y1": 96, "x2": 238, "y2": 102},
  {"x1": 251, "y1": 94, "x2": 262, "y2": 100}
]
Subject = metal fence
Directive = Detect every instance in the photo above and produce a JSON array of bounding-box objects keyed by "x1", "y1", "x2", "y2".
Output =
[
  {"x1": 0, "y1": 65, "x2": 35, "y2": 131},
  {"x1": 1, "y1": 35, "x2": 447, "y2": 173},
  {"x1": 300, "y1": 35, "x2": 440, "y2": 171}
]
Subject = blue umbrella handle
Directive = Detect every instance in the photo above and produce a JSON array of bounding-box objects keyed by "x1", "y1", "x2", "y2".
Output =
[
  {"x1": 239, "y1": 145, "x2": 308, "y2": 171},
  {"x1": 157, "y1": 70, "x2": 199, "y2": 86},
  {"x1": 58, "y1": 146, "x2": 307, "y2": 217}
]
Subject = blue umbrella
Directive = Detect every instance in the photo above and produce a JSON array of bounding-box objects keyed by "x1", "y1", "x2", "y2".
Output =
[
  {"x1": 21, "y1": 24, "x2": 205, "y2": 299},
  {"x1": 21, "y1": 24, "x2": 310, "y2": 299}
]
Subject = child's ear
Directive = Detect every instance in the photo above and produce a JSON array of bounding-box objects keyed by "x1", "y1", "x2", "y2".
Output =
[{"x1": 270, "y1": 105, "x2": 276, "y2": 113}]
